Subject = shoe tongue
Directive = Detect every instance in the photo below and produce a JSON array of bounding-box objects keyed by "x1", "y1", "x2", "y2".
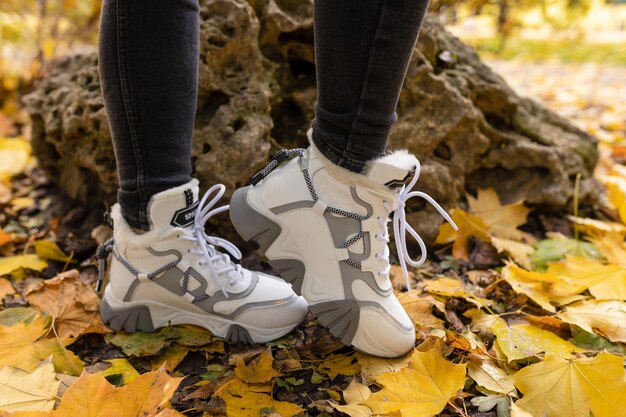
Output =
[
  {"x1": 363, "y1": 152, "x2": 418, "y2": 191},
  {"x1": 148, "y1": 180, "x2": 200, "y2": 231}
]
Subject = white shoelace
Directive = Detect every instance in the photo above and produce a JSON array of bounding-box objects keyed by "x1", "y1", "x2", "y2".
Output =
[
  {"x1": 375, "y1": 160, "x2": 458, "y2": 291},
  {"x1": 179, "y1": 184, "x2": 243, "y2": 298}
]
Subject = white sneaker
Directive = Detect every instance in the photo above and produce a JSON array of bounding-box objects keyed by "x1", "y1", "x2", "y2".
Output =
[
  {"x1": 230, "y1": 132, "x2": 457, "y2": 357},
  {"x1": 97, "y1": 179, "x2": 308, "y2": 344}
]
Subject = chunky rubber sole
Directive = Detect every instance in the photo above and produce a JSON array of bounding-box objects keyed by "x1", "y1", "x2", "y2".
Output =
[
  {"x1": 100, "y1": 286, "x2": 297, "y2": 344},
  {"x1": 230, "y1": 186, "x2": 365, "y2": 347}
]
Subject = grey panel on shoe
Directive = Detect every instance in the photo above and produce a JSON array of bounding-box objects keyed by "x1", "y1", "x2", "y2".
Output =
[
  {"x1": 270, "y1": 200, "x2": 315, "y2": 214},
  {"x1": 268, "y1": 259, "x2": 306, "y2": 294},
  {"x1": 230, "y1": 187, "x2": 282, "y2": 255},
  {"x1": 226, "y1": 324, "x2": 254, "y2": 344},
  {"x1": 310, "y1": 300, "x2": 361, "y2": 345},
  {"x1": 339, "y1": 261, "x2": 393, "y2": 297},
  {"x1": 100, "y1": 297, "x2": 155, "y2": 332},
  {"x1": 350, "y1": 187, "x2": 373, "y2": 217},
  {"x1": 323, "y1": 212, "x2": 361, "y2": 248},
  {"x1": 347, "y1": 232, "x2": 371, "y2": 261}
]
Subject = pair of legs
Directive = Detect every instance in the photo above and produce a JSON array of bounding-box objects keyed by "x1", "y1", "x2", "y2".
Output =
[{"x1": 98, "y1": 0, "x2": 430, "y2": 230}]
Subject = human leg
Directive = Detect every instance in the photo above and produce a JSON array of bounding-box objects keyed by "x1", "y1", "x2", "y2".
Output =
[{"x1": 311, "y1": 0, "x2": 430, "y2": 173}]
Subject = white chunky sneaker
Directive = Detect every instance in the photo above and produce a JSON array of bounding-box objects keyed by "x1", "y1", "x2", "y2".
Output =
[
  {"x1": 230, "y1": 135, "x2": 457, "y2": 357},
  {"x1": 97, "y1": 179, "x2": 308, "y2": 344}
]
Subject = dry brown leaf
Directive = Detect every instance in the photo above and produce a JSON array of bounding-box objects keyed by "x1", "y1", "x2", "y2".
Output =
[
  {"x1": 0, "y1": 278, "x2": 15, "y2": 302},
  {"x1": 468, "y1": 188, "x2": 534, "y2": 242},
  {"x1": 234, "y1": 349, "x2": 279, "y2": 384},
  {"x1": 25, "y1": 270, "x2": 100, "y2": 339}
]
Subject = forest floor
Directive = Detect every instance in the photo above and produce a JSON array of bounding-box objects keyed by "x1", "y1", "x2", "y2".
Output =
[{"x1": 0, "y1": 60, "x2": 625, "y2": 417}]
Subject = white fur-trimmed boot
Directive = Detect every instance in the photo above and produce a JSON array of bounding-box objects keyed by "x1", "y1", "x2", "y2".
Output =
[
  {"x1": 230, "y1": 133, "x2": 457, "y2": 357},
  {"x1": 97, "y1": 179, "x2": 308, "y2": 343}
]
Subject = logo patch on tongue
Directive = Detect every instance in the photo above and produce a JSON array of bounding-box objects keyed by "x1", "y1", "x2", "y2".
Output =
[
  {"x1": 170, "y1": 189, "x2": 198, "y2": 228},
  {"x1": 384, "y1": 167, "x2": 415, "y2": 190}
]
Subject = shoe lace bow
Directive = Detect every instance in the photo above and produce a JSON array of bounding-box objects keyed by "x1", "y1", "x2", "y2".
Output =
[
  {"x1": 179, "y1": 184, "x2": 243, "y2": 298},
  {"x1": 389, "y1": 160, "x2": 458, "y2": 290}
]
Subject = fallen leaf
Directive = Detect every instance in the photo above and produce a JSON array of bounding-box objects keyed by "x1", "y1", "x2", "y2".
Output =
[
  {"x1": 467, "y1": 356, "x2": 516, "y2": 395},
  {"x1": 100, "y1": 358, "x2": 140, "y2": 385},
  {"x1": 105, "y1": 325, "x2": 217, "y2": 357},
  {"x1": 567, "y1": 215, "x2": 626, "y2": 235},
  {"x1": 530, "y1": 236, "x2": 600, "y2": 271},
  {"x1": 34, "y1": 241, "x2": 73, "y2": 264},
  {"x1": 557, "y1": 300, "x2": 626, "y2": 343},
  {"x1": 600, "y1": 175, "x2": 626, "y2": 224},
  {"x1": 470, "y1": 395, "x2": 510, "y2": 416},
  {"x1": 514, "y1": 353, "x2": 626, "y2": 417},
  {"x1": 25, "y1": 270, "x2": 100, "y2": 339},
  {"x1": 0, "y1": 307, "x2": 41, "y2": 326},
  {"x1": 468, "y1": 188, "x2": 532, "y2": 242},
  {"x1": 214, "y1": 378, "x2": 304, "y2": 417},
  {"x1": 547, "y1": 256, "x2": 626, "y2": 300},
  {"x1": 0, "y1": 278, "x2": 15, "y2": 302},
  {"x1": 464, "y1": 309, "x2": 504, "y2": 334},
  {"x1": 0, "y1": 255, "x2": 47, "y2": 277},
  {"x1": 422, "y1": 276, "x2": 465, "y2": 297},
  {"x1": 364, "y1": 348, "x2": 466, "y2": 417},
  {"x1": 435, "y1": 208, "x2": 490, "y2": 260},
  {"x1": 318, "y1": 354, "x2": 359, "y2": 380},
  {"x1": 0, "y1": 360, "x2": 59, "y2": 412},
  {"x1": 150, "y1": 344, "x2": 189, "y2": 372},
  {"x1": 396, "y1": 292, "x2": 445, "y2": 330},
  {"x1": 354, "y1": 352, "x2": 411, "y2": 385},
  {"x1": 501, "y1": 264, "x2": 557, "y2": 312},
  {"x1": 0, "y1": 137, "x2": 31, "y2": 179},
  {"x1": 491, "y1": 237, "x2": 534, "y2": 269},
  {"x1": 54, "y1": 365, "x2": 183, "y2": 417},
  {"x1": 234, "y1": 349, "x2": 279, "y2": 384},
  {"x1": 491, "y1": 321, "x2": 583, "y2": 361},
  {"x1": 331, "y1": 379, "x2": 372, "y2": 417},
  {"x1": 10, "y1": 197, "x2": 34, "y2": 211},
  {"x1": 0, "y1": 313, "x2": 83, "y2": 375},
  {"x1": 0, "y1": 230, "x2": 13, "y2": 247},
  {"x1": 588, "y1": 231, "x2": 626, "y2": 267}
]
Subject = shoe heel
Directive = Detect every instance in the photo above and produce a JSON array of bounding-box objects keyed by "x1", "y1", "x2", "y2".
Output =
[
  {"x1": 100, "y1": 292, "x2": 155, "y2": 333},
  {"x1": 229, "y1": 186, "x2": 281, "y2": 256}
]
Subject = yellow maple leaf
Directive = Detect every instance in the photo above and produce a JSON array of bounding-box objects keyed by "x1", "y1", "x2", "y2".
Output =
[
  {"x1": 600, "y1": 175, "x2": 626, "y2": 224},
  {"x1": 490, "y1": 237, "x2": 534, "y2": 269},
  {"x1": 150, "y1": 344, "x2": 189, "y2": 373},
  {"x1": 101, "y1": 358, "x2": 140, "y2": 385},
  {"x1": 25, "y1": 270, "x2": 100, "y2": 339},
  {"x1": 396, "y1": 292, "x2": 445, "y2": 330},
  {"x1": 422, "y1": 276, "x2": 466, "y2": 297},
  {"x1": 0, "y1": 313, "x2": 83, "y2": 376},
  {"x1": 54, "y1": 365, "x2": 183, "y2": 417},
  {"x1": 435, "y1": 209, "x2": 490, "y2": 260},
  {"x1": 331, "y1": 379, "x2": 372, "y2": 417},
  {"x1": 234, "y1": 349, "x2": 279, "y2": 384},
  {"x1": 214, "y1": 378, "x2": 303, "y2": 417},
  {"x1": 501, "y1": 264, "x2": 558, "y2": 312},
  {"x1": 318, "y1": 353, "x2": 360, "y2": 380},
  {"x1": 491, "y1": 321, "x2": 583, "y2": 362},
  {"x1": 514, "y1": 353, "x2": 626, "y2": 417},
  {"x1": 557, "y1": 300, "x2": 626, "y2": 344},
  {"x1": 547, "y1": 257, "x2": 626, "y2": 300},
  {"x1": 354, "y1": 352, "x2": 411, "y2": 385},
  {"x1": 467, "y1": 357, "x2": 516, "y2": 396},
  {"x1": 0, "y1": 137, "x2": 31, "y2": 179},
  {"x1": 0, "y1": 255, "x2": 47, "y2": 277},
  {"x1": 588, "y1": 231, "x2": 626, "y2": 268},
  {"x1": 364, "y1": 348, "x2": 466, "y2": 417},
  {"x1": 468, "y1": 188, "x2": 533, "y2": 242},
  {"x1": 0, "y1": 360, "x2": 59, "y2": 412}
]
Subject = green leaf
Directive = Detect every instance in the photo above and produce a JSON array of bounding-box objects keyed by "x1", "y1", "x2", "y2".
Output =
[{"x1": 530, "y1": 237, "x2": 600, "y2": 271}]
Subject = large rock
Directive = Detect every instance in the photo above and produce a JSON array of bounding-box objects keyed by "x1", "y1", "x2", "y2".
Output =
[{"x1": 24, "y1": 0, "x2": 599, "y2": 243}]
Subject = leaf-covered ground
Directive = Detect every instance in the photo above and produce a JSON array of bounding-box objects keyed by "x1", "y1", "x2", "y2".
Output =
[{"x1": 0, "y1": 60, "x2": 625, "y2": 417}]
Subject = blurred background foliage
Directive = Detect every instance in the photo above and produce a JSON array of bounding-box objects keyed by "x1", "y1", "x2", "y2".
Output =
[{"x1": 0, "y1": 0, "x2": 624, "y2": 135}]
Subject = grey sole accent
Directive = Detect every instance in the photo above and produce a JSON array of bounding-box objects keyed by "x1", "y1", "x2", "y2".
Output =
[
  {"x1": 309, "y1": 300, "x2": 360, "y2": 345},
  {"x1": 100, "y1": 297, "x2": 155, "y2": 333},
  {"x1": 230, "y1": 187, "x2": 281, "y2": 255},
  {"x1": 226, "y1": 324, "x2": 254, "y2": 344},
  {"x1": 268, "y1": 259, "x2": 306, "y2": 294}
]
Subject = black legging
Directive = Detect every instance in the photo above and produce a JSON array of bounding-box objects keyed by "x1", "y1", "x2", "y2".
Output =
[{"x1": 98, "y1": 0, "x2": 429, "y2": 230}]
